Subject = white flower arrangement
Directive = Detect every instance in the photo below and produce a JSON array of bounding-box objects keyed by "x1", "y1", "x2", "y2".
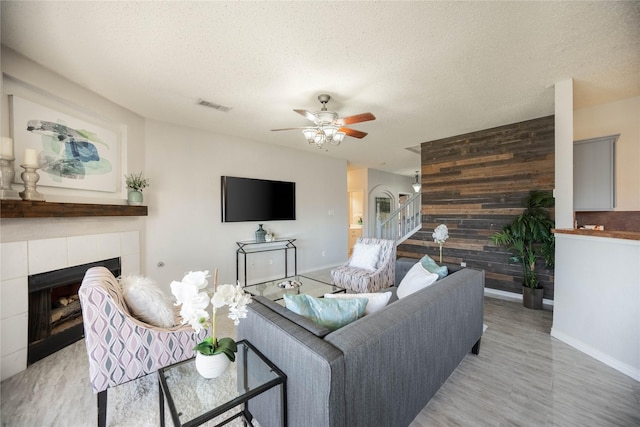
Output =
[
  {"x1": 432, "y1": 224, "x2": 449, "y2": 263},
  {"x1": 170, "y1": 269, "x2": 251, "y2": 361}
]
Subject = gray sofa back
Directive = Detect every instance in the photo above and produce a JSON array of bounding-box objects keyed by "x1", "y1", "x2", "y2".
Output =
[
  {"x1": 238, "y1": 268, "x2": 484, "y2": 427},
  {"x1": 326, "y1": 268, "x2": 484, "y2": 427}
]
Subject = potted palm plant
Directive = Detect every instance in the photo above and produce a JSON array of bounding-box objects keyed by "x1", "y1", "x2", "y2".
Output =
[{"x1": 490, "y1": 190, "x2": 555, "y2": 309}]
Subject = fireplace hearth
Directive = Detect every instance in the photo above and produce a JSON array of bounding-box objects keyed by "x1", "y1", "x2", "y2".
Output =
[{"x1": 27, "y1": 257, "x2": 121, "y2": 365}]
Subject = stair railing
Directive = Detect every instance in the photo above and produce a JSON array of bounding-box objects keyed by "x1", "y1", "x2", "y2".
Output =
[{"x1": 376, "y1": 192, "x2": 421, "y2": 244}]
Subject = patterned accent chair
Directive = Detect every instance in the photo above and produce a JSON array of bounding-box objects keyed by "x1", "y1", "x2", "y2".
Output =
[
  {"x1": 331, "y1": 237, "x2": 396, "y2": 293},
  {"x1": 78, "y1": 267, "x2": 206, "y2": 427}
]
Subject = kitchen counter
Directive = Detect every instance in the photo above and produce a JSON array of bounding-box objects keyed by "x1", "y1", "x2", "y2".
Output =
[
  {"x1": 552, "y1": 230, "x2": 640, "y2": 381},
  {"x1": 553, "y1": 228, "x2": 640, "y2": 241}
]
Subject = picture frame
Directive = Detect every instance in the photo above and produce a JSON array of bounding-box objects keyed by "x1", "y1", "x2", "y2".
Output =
[{"x1": 10, "y1": 94, "x2": 121, "y2": 193}]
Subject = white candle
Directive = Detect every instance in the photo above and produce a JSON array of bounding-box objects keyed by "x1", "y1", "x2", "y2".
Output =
[
  {"x1": 24, "y1": 148, "x2": 38, "y2": 166},
  {"x1": 0, "y1": 137, "x2": 13, "y2": 158}
]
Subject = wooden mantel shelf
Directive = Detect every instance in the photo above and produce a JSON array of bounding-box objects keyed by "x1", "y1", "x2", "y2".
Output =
[{"x1": 0, "y1": 200, "x2": 148, "y2": 218}]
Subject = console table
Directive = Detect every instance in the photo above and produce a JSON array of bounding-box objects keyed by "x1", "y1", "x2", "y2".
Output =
[{"x1": 236, "y1": 239, "x2": 297, "y2": 287}]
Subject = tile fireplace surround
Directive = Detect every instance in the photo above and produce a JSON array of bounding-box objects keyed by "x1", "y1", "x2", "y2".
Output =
[{"x1": 0, "y1": 230, "x2": 140, "y2": 380}]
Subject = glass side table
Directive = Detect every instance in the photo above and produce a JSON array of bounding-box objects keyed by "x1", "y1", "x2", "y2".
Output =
[{"x1": 158, "y1": 340, "x2": 287, "y2": 427}]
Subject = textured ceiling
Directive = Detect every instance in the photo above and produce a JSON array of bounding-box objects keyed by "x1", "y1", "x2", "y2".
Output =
[{"x1": 2, "y1": 1, "x2": 639, "y2": 175}]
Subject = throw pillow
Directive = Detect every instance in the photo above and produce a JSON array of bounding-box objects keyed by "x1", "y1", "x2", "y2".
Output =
[
  {"x1": 120, "y1": 274, "x2": 175, "y2": 328},
  {"x1": 396, "y1": 262, "x2": 439, "y2": 299},
  {"x1": 420, "y1": 255, "x2": 448, "y2": 279},
  {"x1": 349, "y1": 243, "x2": 381, "y2": 271},
  {"x1": 324, "y1": 292, "x2": 392, "y2": 315},
  {"x1": 283, "y1": 294, "x2": 367, "y2": 331}
]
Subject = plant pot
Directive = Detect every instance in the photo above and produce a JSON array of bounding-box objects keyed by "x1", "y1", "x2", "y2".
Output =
[
  {"x1": 127, "y1": 190, "x2": 143, "y2": 205},
  {"x1": 195, "y1": 352, "x2": 230, "y2": 379},
  {"x1": 522, "y1": 285, "x2": 544, "y2": 310}
]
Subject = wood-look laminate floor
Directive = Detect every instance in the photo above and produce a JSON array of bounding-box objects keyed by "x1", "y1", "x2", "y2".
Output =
[
  {"x1": 1, "y1": 296, "x2": 638, "y2": 426},
  {"x1": 410, "y1": 297, "x2": 640, "y2": 426}
]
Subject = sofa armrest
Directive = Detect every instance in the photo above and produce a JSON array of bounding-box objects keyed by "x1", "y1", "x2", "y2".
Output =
[{"x1": 237, "y1": 299, "x2": 346, "y2": 427}]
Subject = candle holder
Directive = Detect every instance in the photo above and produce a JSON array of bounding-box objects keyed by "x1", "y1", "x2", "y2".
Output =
[
  {"x1": 0, "y1": 156, "x2": 21, "y2": 200},
  {"x1": 19, "y1": 164, "x2": 45, "y2": 201}
]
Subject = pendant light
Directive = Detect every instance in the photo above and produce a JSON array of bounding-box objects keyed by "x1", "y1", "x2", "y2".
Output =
[{"x1": 412, "y1": 171, "x2": 421, "y2": 193}]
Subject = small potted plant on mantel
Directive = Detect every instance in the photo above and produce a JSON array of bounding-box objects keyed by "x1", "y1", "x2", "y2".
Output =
[
  {"x1": 124, "y1": 171, "x2": 149, "y2": 205},
  {"x1": 490, "y1": 190, "x2": 555, "y2": 310}
]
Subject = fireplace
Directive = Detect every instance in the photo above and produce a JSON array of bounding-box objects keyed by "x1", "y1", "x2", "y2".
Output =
[{"x1": 27, "y1": 257, "x2": 121, "y2": 365}]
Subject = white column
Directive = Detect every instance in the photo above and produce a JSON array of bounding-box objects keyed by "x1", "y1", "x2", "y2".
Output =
[{"x1": 554, "y1": 79, "x2": 574, "y2": 229}]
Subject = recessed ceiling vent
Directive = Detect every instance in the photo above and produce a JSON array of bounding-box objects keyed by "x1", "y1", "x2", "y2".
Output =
[
  {"x1": 197, "y1": 99, "x2": 232, "y2": 112},
  {"x1": 406, "y1": 145, "x2": 421, "y2": 154}
]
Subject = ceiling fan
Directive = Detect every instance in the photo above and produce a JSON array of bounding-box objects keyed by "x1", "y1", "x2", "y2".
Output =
[{"x1": 271, "y1": 94, "x2": 376, "y2": 148}]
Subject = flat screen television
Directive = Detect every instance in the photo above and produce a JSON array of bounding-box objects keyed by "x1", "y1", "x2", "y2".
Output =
[{"x1": 221, "y1": 176, "x2": 296, "y2": 222}]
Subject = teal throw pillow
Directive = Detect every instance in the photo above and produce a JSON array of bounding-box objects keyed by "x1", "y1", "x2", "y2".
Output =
[
  {"x1": 420, "y1": 255, "x2": 448, "y2": 279},
  {"x1": 283, "y1": 294, "x2": 367, "y2": 331}
]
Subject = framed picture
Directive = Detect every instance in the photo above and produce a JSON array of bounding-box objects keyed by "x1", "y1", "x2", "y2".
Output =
[{"x1": 10, "y1": 95, "x2": 121, "y2": 193}]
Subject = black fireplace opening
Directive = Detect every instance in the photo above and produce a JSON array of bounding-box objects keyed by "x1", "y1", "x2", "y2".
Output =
[{"x1": 27, "y1": 257, "x2": 121, "y2": 365}]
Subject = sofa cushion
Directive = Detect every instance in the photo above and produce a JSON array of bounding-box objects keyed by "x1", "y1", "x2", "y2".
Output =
[
  {"x1": 324, "y1": 291, "x2": 392, "y2": 315},
  {"x1": 283, "y1": 294, "x2": 367, "y2": 331},
  {"x1": 253, "y1": 296, "x2": 332, "y2": 337},
  {"x1": 396, "y1": 262, "x2": 439, "y2": 299},
  {"x1": 420, "y1": 255, "x2": 449, "y2": 279},
  {"x1": 349, "y1": 243, "x2": 381, "y2": 271},
  {"x1": 119, "y1": 274, "x2": 175, "y2": 328},
  {"x1": 379, "y1": 286, "x2": 400, "y2": 304}
]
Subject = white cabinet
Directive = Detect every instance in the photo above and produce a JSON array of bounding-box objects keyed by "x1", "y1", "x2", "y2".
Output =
[
  {"x1": 574, "y1": 135, "x2": 617, "y2": 211},
  {"x1": 348, "y1": 227, "x2": 362, "y2": 257}
]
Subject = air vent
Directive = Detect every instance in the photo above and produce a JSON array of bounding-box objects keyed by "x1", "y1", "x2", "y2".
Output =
[
  {"x1": 197, "y1": 99, "x2": 232, "y2": 112},
  {"x1": 406, "y1": 145, "x2": 421, "y2": 154}
]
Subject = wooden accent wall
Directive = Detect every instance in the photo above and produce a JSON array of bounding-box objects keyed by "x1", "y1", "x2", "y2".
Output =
[{"x1": 397, "y1": 116, "x2": 556, "y2": 298}]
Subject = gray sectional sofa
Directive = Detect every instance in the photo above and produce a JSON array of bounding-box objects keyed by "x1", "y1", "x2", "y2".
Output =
[{"x1": 237, "y1": 264, "x2": 485, "y2": 427}]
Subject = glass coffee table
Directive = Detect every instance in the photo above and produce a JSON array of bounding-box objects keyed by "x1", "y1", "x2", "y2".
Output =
[
  {"x1": 244, "y1": 275, "x2": 345, "y2": 303},
  {"x1": 158, "y1": 340, "x2": 286, "y2": 427}
]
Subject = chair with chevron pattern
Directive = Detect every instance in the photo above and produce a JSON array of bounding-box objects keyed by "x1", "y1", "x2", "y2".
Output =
[{"x1": 78, "y1": 266, "x2": 206, "y2": 427}]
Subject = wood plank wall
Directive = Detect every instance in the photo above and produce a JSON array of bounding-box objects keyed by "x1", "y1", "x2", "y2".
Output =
[{"x1": 397, "y1": 116, "x2": 556, "y2": 298}]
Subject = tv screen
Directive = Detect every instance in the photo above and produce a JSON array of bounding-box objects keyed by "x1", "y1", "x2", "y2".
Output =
[{"x1": 221, "y1": 176, "x2": 296, "y2": 222}]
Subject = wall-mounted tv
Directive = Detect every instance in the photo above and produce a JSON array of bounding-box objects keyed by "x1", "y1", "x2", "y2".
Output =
[{"x1": 221, "y1": 176, "x2": 296, "y2": 222}]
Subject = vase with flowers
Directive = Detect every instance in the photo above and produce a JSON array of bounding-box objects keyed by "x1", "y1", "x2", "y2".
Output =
[
  {"x1": 432, "y1": 224, "x2": 449, "y2": 263},
  {"x1": 170, "y1": 269, "x2": 252, "y2": 378},
  {"x1": 124, "y1": 171, "x2": 149, "y2": 205}
]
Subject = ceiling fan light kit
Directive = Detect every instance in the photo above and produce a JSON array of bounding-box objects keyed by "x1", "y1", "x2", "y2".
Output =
[
  {"x1": 272, "y1": 94, "x2": 375, "y2": 149},
  {"x1": 303, "y1": 125, "x2": 345, "y2": 148}
]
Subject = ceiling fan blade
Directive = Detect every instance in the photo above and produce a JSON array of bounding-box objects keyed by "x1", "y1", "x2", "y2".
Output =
[
  {"x1": 338, "y1": 112, "x2": 376, "y2": 126},
  {"x1": 294, "y1": 109, "x2": 318, "y2": 123},
  {"x1": 340, "y1": 127, "x2": 368, "y2": 139},
  {"x1": 271, "y1": 127, "x2": 307, "y2": 131}
]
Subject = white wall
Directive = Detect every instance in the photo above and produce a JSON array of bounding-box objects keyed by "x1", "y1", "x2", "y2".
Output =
[
  {"x1": 552, "y1": 91, "x2": 640, "y2": 381},
  {"x1": 1, "y1": 46, "x2": 147, "y2": 259},
  {"x1": 552, "y1": 234, "x2": 640, "y2": 381},
  {"x1": 574, "y1": 96, "x2": 640, "y2": 211},
  {"x1": 143, "y1": 120, "x2": 348, "y2": 289},
  {"x1": 1, "y1": 46, "x2": 349, "y2": 290},
  {"x1": 1, "y1": 47, "x2": 146, "y2": 204}
]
